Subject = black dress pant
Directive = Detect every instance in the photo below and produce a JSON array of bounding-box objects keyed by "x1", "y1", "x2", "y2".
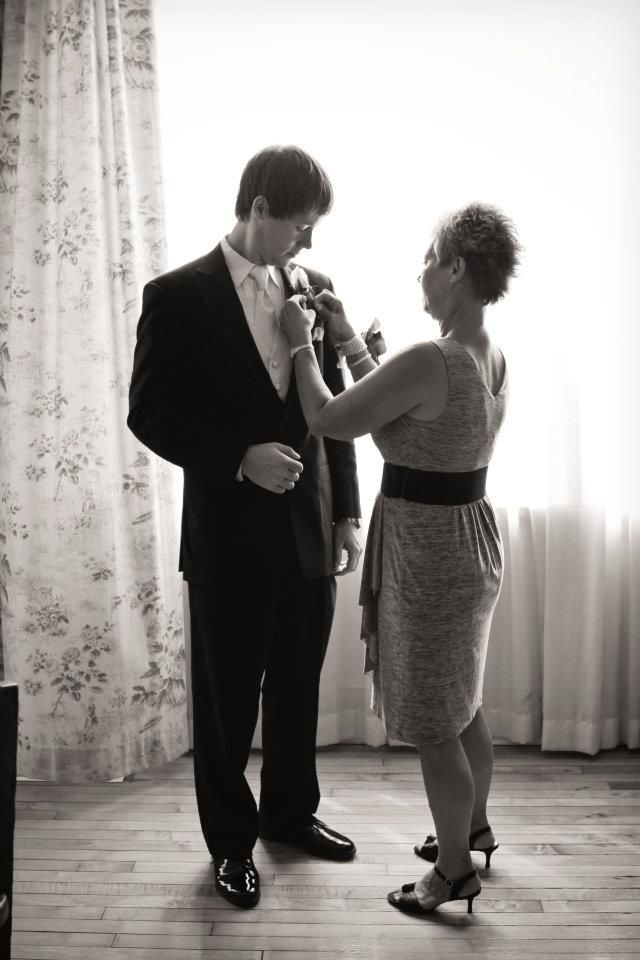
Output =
[{"x1": 188, "y1": 525, "x2": 336, "y2": 858}]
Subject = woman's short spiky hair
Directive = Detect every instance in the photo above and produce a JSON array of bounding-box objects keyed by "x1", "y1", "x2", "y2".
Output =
[
  {"x1": 235, "y1": 145, "x2": 333, "y2": 222},
  {"x1": 435, "y1": 203, "x2": 521, "y2": 305}
]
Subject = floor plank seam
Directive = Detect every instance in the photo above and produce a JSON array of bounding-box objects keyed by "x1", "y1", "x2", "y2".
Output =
[{"x1": 11, "y1": 744, "x2": 640, "y2": 959}]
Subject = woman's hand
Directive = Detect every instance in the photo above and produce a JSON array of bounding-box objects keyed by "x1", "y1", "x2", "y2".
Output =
[
  {"x1": 313, "y1": 290, "x2": 356, "y2": 344},
  {"x1": 279, "y1": 295, "x2": 315, "y2": 349}
]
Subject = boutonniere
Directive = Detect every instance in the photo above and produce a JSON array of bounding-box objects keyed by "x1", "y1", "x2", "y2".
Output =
[{"x1": 285, "y1": 264, "x2": 324, "y2": 341}]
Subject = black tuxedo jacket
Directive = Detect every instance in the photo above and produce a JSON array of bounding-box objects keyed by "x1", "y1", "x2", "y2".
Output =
[{"x1": 127, "y1": 244, "x2": 361, "y2": 582}]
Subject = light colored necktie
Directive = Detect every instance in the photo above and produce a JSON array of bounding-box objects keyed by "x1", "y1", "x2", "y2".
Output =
[
  {"x1": 249, "y1": 264, "x2": 289, "y2": 395},
  {"x1": 250, "y1": 265, "x2": 276, "y2": 333}
]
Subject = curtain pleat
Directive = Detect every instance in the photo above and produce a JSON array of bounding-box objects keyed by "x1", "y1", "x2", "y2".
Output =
[{"x1": 0, "y1": 0, "x2": 187, "y2": 782}]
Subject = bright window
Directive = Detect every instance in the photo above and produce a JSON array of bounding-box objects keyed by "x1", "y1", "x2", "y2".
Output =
[{"x1": 155, "y1": 0, "x2": 640, "y2": 514}]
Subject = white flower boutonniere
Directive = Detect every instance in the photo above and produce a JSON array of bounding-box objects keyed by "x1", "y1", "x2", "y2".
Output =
[
  {"x1": 287, "y1": 265, "x2": 309, "y2": 293},
  {"x1": 285, "y1": 265, "x2": 324, "y2": 341}
]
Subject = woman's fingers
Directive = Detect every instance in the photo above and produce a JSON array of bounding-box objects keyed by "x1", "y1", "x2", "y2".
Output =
[
  {"x1": 281, "y1": 297, "x2": 314, "y2": 327},
  {"x1": 314, "y1": 289, "x2": 342, "y2": 314}
]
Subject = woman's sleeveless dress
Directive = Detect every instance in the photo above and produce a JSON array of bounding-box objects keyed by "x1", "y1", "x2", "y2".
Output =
[{"x1": 359, "y1": 336, "x2": 507, "y2": 744}]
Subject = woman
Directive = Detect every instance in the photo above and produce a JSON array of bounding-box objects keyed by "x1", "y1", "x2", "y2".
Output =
[{"x1": 279, "y1": 202, "x2": 520, "y2": 915}]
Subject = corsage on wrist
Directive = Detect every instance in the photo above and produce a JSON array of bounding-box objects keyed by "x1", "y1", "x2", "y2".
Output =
[
  {"x1": 335, "y1": 318, "x2": 387, "y2": 369},
  {"x1": 362, "y1": 318, "x2": 386, "y2": 364}
]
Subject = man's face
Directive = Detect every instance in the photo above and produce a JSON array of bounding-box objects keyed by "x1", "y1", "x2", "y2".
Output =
[{"x1": 257, "y1": 209, "x2": 321, "y2": 267}]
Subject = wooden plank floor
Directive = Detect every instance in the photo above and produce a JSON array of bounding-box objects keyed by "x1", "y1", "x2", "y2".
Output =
[{"x1": 10, "y1": 744, "x2": 640, "y2": 960}]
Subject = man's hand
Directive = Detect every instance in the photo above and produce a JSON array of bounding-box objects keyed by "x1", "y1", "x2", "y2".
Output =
[
  {"x1": 333, "y1": 519, "x2": 362, "y2": 576},
  {"x1": 242, "y1": 443, "x2": 303, "y2": 494}
]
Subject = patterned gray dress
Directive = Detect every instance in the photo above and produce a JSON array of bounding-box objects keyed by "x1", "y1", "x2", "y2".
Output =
[{"x1": 360, "y1": 336, "x2": 507, "y2": 744}]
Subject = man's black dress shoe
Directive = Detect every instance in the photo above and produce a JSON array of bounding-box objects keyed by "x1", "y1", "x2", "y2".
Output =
[
  {"x1": 212, "y1": 856, "x2": 260, "y2": 908},
  {"x1": 259, "y1": 815, "x2": 356, "y2": 860}
]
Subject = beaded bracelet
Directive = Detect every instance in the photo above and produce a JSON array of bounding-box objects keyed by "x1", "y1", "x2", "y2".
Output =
[{"x1": 337, "y1": 334, "x2": 368, "y2": 357}]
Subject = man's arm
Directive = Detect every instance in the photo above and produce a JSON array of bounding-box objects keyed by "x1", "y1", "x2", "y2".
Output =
[{"x1": 127, "y1": 281, "x2": 249, "y2": 484}]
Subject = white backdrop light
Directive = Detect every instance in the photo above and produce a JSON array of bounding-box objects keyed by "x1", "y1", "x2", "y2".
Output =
[
  {"x1": 155, "y1": 0, "x2": 640, "y2": 514},
  {"x1": 154, "y1": 0, "x2": 640, "y2": 751}
]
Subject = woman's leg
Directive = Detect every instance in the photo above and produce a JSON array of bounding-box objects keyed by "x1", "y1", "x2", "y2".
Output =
[
  {"x1": 416, "y1": 735, "x2": 475, "y2": 885},
  {"x1": 460, "y1": 707, "x2": 496, "y2": 841}
]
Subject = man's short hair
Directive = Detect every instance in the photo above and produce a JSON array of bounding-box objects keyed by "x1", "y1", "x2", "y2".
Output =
[
  {"x1": 436, "y1": 203, "x2": 521, "y2": 305},
  {"x1": 235, "y1": 145, "x2": 333, "y2": 222}
]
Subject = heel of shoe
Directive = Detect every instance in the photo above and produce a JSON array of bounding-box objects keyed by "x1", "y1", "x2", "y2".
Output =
[
  {"x1": 435, "y1": 865, "x2": 481, "y2": 914},
  {"x1": 483, "y1": 842, "x2": 499, "y2": 869}
]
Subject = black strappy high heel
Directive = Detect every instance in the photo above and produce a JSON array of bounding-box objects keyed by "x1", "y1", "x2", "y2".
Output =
[
  {"x1": 388, "y1": 865, "x2": 481, "y2": 915},
  {"x1": 414, "y1": 825, "x2": 499, "y2": 869}
]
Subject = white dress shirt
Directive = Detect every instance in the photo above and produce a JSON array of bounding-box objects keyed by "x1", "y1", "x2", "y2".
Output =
[
  {"x1": 220, "y1": 236, "x2": 293, "y2": 481},
  {"x1": 220, "y1": 236, "x2": 292, "y2": 398}
]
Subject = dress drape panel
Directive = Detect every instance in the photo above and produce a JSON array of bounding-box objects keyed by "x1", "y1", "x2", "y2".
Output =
[
  {"x1": 324, "y1": 499, "x2": 640, "y2": 756},
  {"x1": 0, "y1": 0, "x2": 186, "y2": 782}
]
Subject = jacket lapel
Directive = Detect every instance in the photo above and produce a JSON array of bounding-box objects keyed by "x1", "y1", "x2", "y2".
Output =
[
  {"x1": 281, "y1": 268, "x2": 299, "y2": 409},
  {"x1": 195, "y1": 244, "x2": 281, "y2": 403}
]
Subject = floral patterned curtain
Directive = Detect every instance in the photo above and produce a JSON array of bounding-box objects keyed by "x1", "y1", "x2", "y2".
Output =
[{"x1": 0, "y1": 0, "x2": 188, "y2": 781}]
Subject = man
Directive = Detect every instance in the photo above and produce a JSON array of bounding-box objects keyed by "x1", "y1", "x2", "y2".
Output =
[{"x1": 128, "y1": 146, "x2": 362, "y2": 909}]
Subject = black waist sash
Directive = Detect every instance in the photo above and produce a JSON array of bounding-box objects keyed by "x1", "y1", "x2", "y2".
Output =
[{"x1": 381, "y1": 462, "x2": 487, "y2": 505}]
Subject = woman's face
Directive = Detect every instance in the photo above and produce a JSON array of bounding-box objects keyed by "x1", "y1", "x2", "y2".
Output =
[{"x1": 419, "y1": 236, "x2": 449, "y2": 318}]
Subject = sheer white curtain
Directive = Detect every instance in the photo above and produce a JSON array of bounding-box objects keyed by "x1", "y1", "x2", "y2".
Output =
[
  {"x1": 0, "y1": 0, "x2": 187, "y2": 781},
  {"x1": 155, "y1": 0, "x2": 640, "y2": 754}
]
